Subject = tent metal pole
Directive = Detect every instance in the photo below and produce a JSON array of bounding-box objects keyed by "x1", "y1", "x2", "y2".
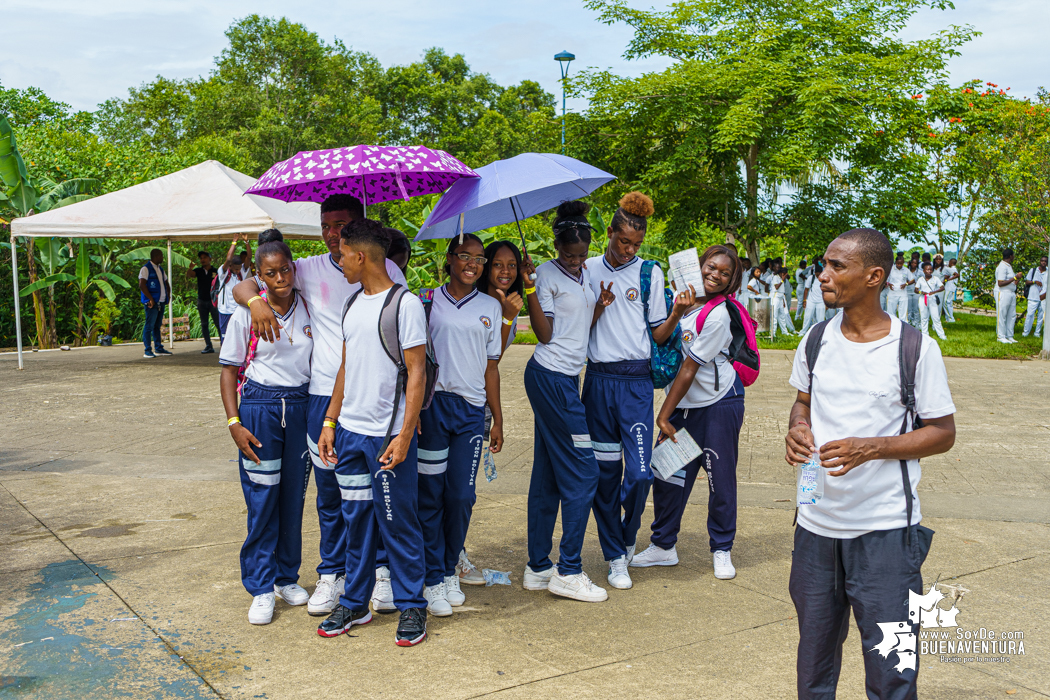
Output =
[
  {"x1": 167, "y1": 239, "x2": 174, "y2": 349},
  {"x1": 11, "y1": 234, "x2": 24, "y2": 370}
]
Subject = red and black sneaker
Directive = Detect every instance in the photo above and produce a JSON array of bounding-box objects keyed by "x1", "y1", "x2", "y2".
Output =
[
  {"x1": 317, "y1": 605, "x2": 372, "y2": 638},
  {"x1": 395, "y1": 607, "x2": 427, "y2": 647}
]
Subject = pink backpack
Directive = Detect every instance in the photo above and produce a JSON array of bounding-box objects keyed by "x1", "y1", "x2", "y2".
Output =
[{"x1": 693, "y1": 294, "x2": 761, "y2": 388}]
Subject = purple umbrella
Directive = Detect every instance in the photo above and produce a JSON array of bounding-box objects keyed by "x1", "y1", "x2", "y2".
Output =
[{"x1": 246, "y1": 145, "x2": 478, "y2": 206}]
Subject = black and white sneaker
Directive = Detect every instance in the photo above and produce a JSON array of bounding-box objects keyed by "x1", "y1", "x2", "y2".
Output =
[
  {"x1": 395, "y1": 607, "x2": 427, "y2": 647},
  {"x1": 317, "y1": 605, "x2": 372, "y2": 638}
]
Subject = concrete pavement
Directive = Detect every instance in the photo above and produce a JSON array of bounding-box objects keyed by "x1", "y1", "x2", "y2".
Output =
[{"x1": 1, "y1": 342, "x2": 1048, "y2": 699}]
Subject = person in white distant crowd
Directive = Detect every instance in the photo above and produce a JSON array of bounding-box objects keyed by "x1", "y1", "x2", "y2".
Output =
[
  {"x1": 914, "y1": 261, "x2": 947, "y2": 340},
  {"x1": 941, "y1": 258, "x2": 959, "y2": 323},
  {"x1": 1023, "y1": 255, "x2": 1047, "y2": 337},
  {"x1": 785, "y1": 227, "x2": 956, "y2": 699},
  {"x1": 906, "y1": 259, "x2": 921, "y2": 327},
  {"x1": 994, "y1": 248, "x2": 1024, "y2": 343},
  {"x1": 137, "y1": 248, "x2": 172, "y2": 358},
  {"x1": 795, "y1": 260, "x2": 808, "y2": 321}
]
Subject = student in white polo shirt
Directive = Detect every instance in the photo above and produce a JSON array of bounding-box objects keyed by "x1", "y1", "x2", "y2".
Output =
[
  {"x1": 942, "y1": 258, "x2": 960, "y2": 322},
  {"x1": 994, "y1": 248, "x2": 1024, "y2": 343},
  {"x1": 885, "y1": 255, "x2": 910, "y2": 323},
  {"x1": 799, "y1": 257, "x2": 826, "y2": 334},
  {"x1": 519, "y1": 201, "x2": 610, "y2": 603},
  {"x1": 1023, "y1": 256, "x2": 1047, "y2": 337},
  {"x1": 233, "y1": 195, "x2": 408, "y2": 617},
  {"x1": 219, "y1": 236, "x2": 313, "y2": 625},
  {"x1": 416, "y1": 233, "x2": 505, "y2": 617},
  {"x1": 914, "y1": 261, "x2": 947, "y2": 340},
  {"x1": 906, "y1": 259, "x2": 921, "y2": 326},
  {"x1": 315, "y1": 218, "x2": 429, "y2": 646},
  {"x1": 216, "y1": 236, "x2": 254, "y2": 342},
  {"x1": 583, "y1": 192, "x2": 692, "y2": 591},
  {"x1": 785, "y1": 228, "x2": 956, "y2": 699}
]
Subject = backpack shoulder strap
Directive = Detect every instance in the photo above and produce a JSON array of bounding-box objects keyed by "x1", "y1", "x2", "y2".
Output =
[
  {"x1": 897, "y1": 321, "x2": 923, "y2": 541},
  {"x1": 341, "y1": 288, "x2": 364, "y2": 326},
  {"x1": 804, "y1": 319, "x2": 831, "y2": 395},
  {"x1": 639, "y1": 259, "x2": 654, "y2": 317},
  {"x1": 378, "y1": 284, "x2": 408, "y2": 369}
]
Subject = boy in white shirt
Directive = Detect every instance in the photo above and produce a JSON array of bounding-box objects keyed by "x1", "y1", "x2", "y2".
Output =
[
  {"x1": 785, "y1": 228, "x2": 956, "y2": 699},
  {"x1": 795, "y1": 261, "x2": 808, "y2": 320},
  {"x1": 914, "y1": 261, "x2": 947, "y2": 340},
  {"x1": 995, "y1": 248, "x2": 1024, "y2": 343},
  {"x1": 1023, "y1": 256, "x2": 1047, "y2": 337},
  {"x1": 315, "y1": 218, "x2": 429, "y2": 646},
  {"x1": 942, "y1": 258, "x2": 959, "y2": 322}
]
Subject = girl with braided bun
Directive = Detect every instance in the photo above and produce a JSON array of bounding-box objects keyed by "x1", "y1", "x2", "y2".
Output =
[
  {"x1": 519, "y1": 200, "x2": 613, "y2": 603},
  {"x1": 583, "y1": 192, "x2": 694, "y2": 590}
]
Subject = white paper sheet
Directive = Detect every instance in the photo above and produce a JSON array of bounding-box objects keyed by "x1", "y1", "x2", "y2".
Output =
[
  {"x1": 650, "y1": 428, "x2": 702, "y2": 481},
  {"x1": 668, "y1": 247, "x2": 704, "y2": 294}
]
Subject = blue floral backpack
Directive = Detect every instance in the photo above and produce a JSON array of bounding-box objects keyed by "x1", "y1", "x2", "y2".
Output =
[{"x1": 639, "y1": 259, "x2": 683, "y2": 389}]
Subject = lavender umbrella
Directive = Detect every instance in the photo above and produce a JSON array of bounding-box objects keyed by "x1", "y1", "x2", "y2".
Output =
[{"x1": 245, "y1": 145, "x2": 478, "y2": 207}]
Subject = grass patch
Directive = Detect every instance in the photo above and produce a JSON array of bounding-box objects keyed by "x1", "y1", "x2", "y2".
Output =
[
  {"x1": 513, "y1": 331, "x2": 538, "y2": 345},
  {"x1": 755, "y1": 309, "x2": 1044, "y2": 359}
]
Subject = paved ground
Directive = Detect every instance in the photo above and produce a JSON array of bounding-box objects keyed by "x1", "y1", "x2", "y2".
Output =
[{"x1": 1, "y1": 341, "x2": 1048, "y2": 699}]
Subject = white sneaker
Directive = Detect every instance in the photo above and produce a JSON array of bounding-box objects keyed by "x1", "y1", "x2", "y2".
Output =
[
  {"x1": 626, "y1": 542, "x2": 636, "y2": 565},
  {"x1": 713, "y1": 550, "x2": 736, "y2": 580},
  {"x1": 997, "y1": 338, "x2": 1011, "y2": 344},
  {"x1": 629, "y1": 543, "x2": 679, "y2": 568},
  {"x1": 371, "y1": 566, "x2": 396, "y2": 614},
  {"x1": 444, "y1": 574, "x2": 465, "y2": 606},
  {"x1": 548, "y1": 571, "x2": 608, "y2": 602},
  {"x1": 248, "y1": 592, "x2": 275, "y2": 625},
  {"x1": 308, "y1": 574, "x2": 343, "y2": 616},
  {"x1": 423, "y1": 582, "x2": 453, "y2": 617},
  {"x1": 1007, "y1": 338, "x2": 1018, "y2": 343},
  {"x1": 523, "y1": 565, "x2": 555, "y2": 591},
  {"x1": 457, "y1": 550, "x2": 486, "y2": 586},
  {"x1": 274, "y1": 583, "x2": 309, "y2": 606},
  {"x1": 607, "y1": 555, "x2": 632, "y2": 590}
]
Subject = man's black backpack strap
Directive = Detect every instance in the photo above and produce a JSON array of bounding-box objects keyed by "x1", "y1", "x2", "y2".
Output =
[
  {"x1": 897, "y1": 322, "x2": 924, "y2": 544},
  {"x1": 802, "y1": 319, "x2": 923, "y2": 543}
]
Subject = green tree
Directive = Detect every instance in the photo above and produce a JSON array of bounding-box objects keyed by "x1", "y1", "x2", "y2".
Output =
[{"x1": 573, "y1": 0, "x2": 975, "y2": 260}]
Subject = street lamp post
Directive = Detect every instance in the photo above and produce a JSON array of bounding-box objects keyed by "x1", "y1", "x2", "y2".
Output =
[{"x1": 554, "y1": 50, "x2": 575, "y2": 155}]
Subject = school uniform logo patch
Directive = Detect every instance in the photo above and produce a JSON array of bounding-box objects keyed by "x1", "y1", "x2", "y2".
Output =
[
  {"x1": 625, "y1": 287, "x2": 639, "y2": 301},
  {"x1": 682, "y1": 330, "x2": 695, "y2": 343},
  {"x1": 303, "y1": 324, "x2": 312, "y2": 338},
  {"x1": 480, "y1": 315, "x2": 492, "y2": 329}
]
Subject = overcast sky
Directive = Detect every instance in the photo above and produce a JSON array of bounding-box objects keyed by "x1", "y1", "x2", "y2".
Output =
[{"x1": 3, "y1": 0, "x2": 1048, "y2": 116}]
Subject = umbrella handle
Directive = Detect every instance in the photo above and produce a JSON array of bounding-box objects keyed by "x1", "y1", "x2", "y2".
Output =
[{"x1": 510, "y1": 198, "x2": 538, "y2": 281}]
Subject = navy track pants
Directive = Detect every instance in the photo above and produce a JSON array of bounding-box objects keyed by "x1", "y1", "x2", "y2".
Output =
[
  {"x1": 649, "y1": 381, "x2": 744, "y2": 553},
  {"x1": 523, "y1": 358, "x2": 599, "y2": 576},
  {"x1": 790, "y1": 524, "x2": 933, "y2": 700},
  {"x1": 333, "y1": 426, "x2": 426, "y2": 612},
  {"x1": 418, "y1": 392, "x2": 485, "y2": 586},
  {"x1": 306, "y1": 394, "x2": 348, "y2": 576},
  {"x1": 582, "y1": 359, "x2": 654, "y2": 561},
  {"x1": 237, "y1": 379, "x2": 310, "y2": 596}
]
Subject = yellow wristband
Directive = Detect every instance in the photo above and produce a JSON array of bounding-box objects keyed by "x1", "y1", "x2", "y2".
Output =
[
  {"x1": 228, "y1": 417, "x2": 241, "y2": 426},
  {"x1": 502, "y1": 317, "x2": 514, "y2": 326},
  {"x1": 323, "y1": 420, "x2": 337, "y2": 429},
  {"x1": 524, "y1": 286, "x2": 536, "y2": 294},
  {"x1": 248, "y1": 296, "x2": 264, "y2": 306}
]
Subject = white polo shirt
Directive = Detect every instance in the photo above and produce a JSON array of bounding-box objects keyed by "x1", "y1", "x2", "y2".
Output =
[
  {"x1": 429, "y1": 286, "x2": 503, "y2": 407},
  {"x1": 943, "y1": 264, "x2": 959, "y2": 294},
  {"x1": 807, "y1": 272, "x2": 825, "y2": 305},
  {"x1": 586, "y1": 255, "x2": 667, "y2": 364},
  {"x1": 338, "y1": 288, "x2": 427, "y2": 437},
  {"x1": 915, "y1": 275, "x2": 941, "y2": 297},
  {"x1": 996, "y1": 260, "x2": 1016, "y2": 295},
  {"x1": 278, "y1": 253, "x2": 406, "y2": 397},
  {"x1": 887, "y1": 266, "x2": 910, "y2": 293},
  {"x1": 531, "y1": 260, "x2": 596, "y2": 376},
  {"x1": 673, "y1": 302, "x2": 736, "y2": 408},
  {"x1": 1026, "y1": 267, "x2": 1047, "y2": 302},
  {"x1": 216, "y1": 265, "x2": 244, "y2": 314},
  {"x1": 789, "y1": 315, "x2": 956, "y2": 539},
  {"x1": 795, "y1": 267, "x2": 807, "y2": 292},
  {"x1": 220, "y1": 294, "x2": 313, "y2": 387}
]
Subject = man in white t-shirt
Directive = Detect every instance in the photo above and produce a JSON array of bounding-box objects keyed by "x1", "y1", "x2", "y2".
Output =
[
  {"x1": 784, "y1": 228, "x2": 957, "y2": 699},
  {"x1": 137, "y1": 248, "x2": 172, "y2": 358},
  {"x1": 315, "y1": 217, "x2": 429, "y2": 646},
  {"x1": 995, "y1": 248, "x2": 1024, "y2": 343},
  {"x1": 1022, "y1": 255, "x2": 1047, "y2": 337}
]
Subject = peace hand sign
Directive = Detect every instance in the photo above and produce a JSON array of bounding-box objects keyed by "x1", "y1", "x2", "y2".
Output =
[{"x1": 598, "y1": 281, "x2": 615, "y2": 307}]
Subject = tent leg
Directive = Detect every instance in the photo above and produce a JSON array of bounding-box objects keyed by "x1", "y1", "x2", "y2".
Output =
[
  {"x1": 11, "y1": 234, "x2": 23, "y2": 370},
  {"x1": 167, "y1": 239, "x2": 174, "y2": 350}
]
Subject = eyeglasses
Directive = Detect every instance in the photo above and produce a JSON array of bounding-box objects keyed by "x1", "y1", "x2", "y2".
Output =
[{"x1": 453, "y1": 253, "x2": 488, "y2": 265}]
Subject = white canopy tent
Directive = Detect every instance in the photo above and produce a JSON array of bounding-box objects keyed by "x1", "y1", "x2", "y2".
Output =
[{"x1": 9, "y1": 160, "x2": 321, "y2": 369}]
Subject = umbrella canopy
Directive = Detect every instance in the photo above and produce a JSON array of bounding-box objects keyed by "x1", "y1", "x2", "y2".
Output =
[
  {"x1": 246, "y1": 145, "x2": 477, "y2": 205},
  {"x1": 415, "y1": 153, "x2": 616, "y2": 240}
]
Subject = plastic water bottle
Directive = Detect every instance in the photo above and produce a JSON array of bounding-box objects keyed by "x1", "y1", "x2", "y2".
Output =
[
  {"x1": 483, "y1": 448, "x2": 497, "y2": 482},
  {"x1": 482, "y1": 569, "x2": 512, "y2": 586},
  {"x1": 796, "y1": 450, "x2": 824, "y2": 506}
]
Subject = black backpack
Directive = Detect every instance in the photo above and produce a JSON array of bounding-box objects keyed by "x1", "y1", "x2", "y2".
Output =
[
  {"x1": 804, "y1": 319, "x2": 923, "y2": 542},
  {"x1": 342, "y1": 284, "x2": 438, "y2": 459}
]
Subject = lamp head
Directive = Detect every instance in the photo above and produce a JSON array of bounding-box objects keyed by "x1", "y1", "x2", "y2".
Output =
[{"x1": 554, "y1": 50, "x2": 575, "y2": 62}]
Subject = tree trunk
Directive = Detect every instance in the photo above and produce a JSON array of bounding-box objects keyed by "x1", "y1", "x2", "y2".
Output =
[{"x1": 743, "y1": 143, "x2": 760, "y2": 262}]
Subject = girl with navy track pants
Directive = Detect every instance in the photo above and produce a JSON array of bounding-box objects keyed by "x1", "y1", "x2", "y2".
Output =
[
  {"x1": 220, "y1": 237, "x2": 314, "y2": 626},
  {"x1": 417, "y1": 234, "x2": 506, "y2": 617},
  {"x1": 631, "y1": 245, "x2": 746, "y2": 582},
  {"x1": 582, "y1": 192, "x2": 694, "y2": 591},
  {"x1": 519, "y1": 201, "x2": 612, "y2": 604}
]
